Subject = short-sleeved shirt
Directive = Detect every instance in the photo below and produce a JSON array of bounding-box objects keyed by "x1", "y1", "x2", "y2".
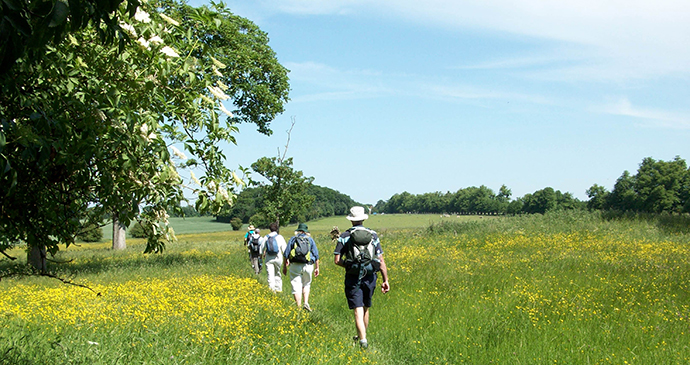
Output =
[
  {"x1": 285, "y1": 233, "x2": 319, "y2": 264},
  {"x1": 262, "y1": 231, "x2": 287, "y2": 258}
]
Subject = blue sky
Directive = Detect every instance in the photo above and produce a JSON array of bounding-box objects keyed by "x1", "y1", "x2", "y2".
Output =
[{"x1": 190, "y1": 0, "x2": 690, "y2": 205}]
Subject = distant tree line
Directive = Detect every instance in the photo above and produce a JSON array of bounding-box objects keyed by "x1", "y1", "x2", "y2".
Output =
[
  {"x1": 375, "y1": 185, "x2": 583, "y2": 215},
  {"x1": 217, "y1": 184, "x2": 359, "y2": 227},
  {"x1": 586, "y1": 156, "x2": 690, "y2": 214}
]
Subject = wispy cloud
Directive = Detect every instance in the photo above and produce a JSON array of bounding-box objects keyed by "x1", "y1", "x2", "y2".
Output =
[
  {"x1": 260, "y1": 0, "x2": 690, "y2": 81},
  {"x1": 284, "y1": 61, "x2": 394, "y2": 102},
  {"x1": 598, "y1": 97, "x2": 690, "y2": 129},
  {"x1": 428, "y1": 84, "x2": 553, "y2": 105}
]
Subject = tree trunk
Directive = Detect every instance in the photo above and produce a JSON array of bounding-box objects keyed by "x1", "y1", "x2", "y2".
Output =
[
  {"x1": 112, "y1": 217, "x2": 127, "y2": 250},
  {"x1": 28, "y1": 244, "x2": 47, "y2": 273}
]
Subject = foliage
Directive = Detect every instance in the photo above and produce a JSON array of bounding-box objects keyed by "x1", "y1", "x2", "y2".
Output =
[
  {"x1": 378, "y1": 185, "x2": 581, "y2": 215},
  {"x1": 128, "y1": 222, "x2": 146, "y2": 238},
  {"x1": 218, "y1": 184, "x2": 357, "y2": 226},
  {"x1": 76, "y1": 223, "x2": 103, "y2": 242},
  {"x1": 249, "y1": 212, "x2": 271, "y2": 229},
  {"x1": 216, "y1": 186, "x2": 262, "y2": 223},
  {"x1": 229, "y1": 217, "x2": 242, "y2": 231},
  {"x1": 0, "y1": 0, "x2": 139, "y2": 73},
  {"x1": 250, "y1": 156, "x2": 314, "y2": 226},
  {"x1": 167, "y1": 204, "x2": 200, "y2": 218},
  {"x1": 589, "y1": 156, "x2": 690, "y2": 214},
  {"x1": 0, "y1": 0, "x2": 289, "y2": 260}
]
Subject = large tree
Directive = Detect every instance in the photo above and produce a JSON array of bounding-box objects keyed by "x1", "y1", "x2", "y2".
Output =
[
  {"x1": 0, "y1": 0, "x2": 139, "y2": 73},
  {"x1": 0, "y1": 0, "x2": 289, "y2": 270},
  {"x1": 251, "y1": 156, "x2": 314, "y2": 227}
]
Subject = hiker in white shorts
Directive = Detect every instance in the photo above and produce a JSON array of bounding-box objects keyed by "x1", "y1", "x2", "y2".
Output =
[
  {"x1": 262, "y1": 222, "x2": 287, "y2": 292},
  {"x1": 283, "y1": 223, "x2": 320, "y2": 311}
]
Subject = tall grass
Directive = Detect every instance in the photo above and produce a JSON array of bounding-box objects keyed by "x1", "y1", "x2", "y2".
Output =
[{"x1": 2, "y1": 211, "x2": 690, "y2": 363}]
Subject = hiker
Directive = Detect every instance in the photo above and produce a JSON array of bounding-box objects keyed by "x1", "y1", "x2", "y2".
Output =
[
  {"x1": 262, "y1": 222, "x2": 287, "y2": 292},
  {"x1": 248, "y1": 228, "x2": 263, "y2": 275},
  {"x1": 283, "y1": 223, "x2": 320, "y2": 311},
  {"x1": 334, "y1": 206, "x2": 390, "y2": 350},
  {"x1": 244, "y1": 225, "x2": 255, "y2": 246}
]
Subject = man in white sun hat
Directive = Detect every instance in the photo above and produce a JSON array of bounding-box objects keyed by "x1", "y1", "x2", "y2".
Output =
[{"x1": 334, "y1": 206, "x2": 390, "y2": 349}]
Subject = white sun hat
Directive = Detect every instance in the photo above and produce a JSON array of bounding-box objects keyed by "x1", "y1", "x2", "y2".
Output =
[{"x1": 346, "y1": 206, "x2": 369, "y2": 221}]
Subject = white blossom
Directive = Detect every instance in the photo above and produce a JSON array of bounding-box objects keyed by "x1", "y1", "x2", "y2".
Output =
[
  {"x1": 170, "y1": 146, "x2": 187, "y2": 160},
  {"x1": 212, "y1": 66, "x2": 223, "y2": 77},
  {"x1": 207, "y1": 181, "x2": 217, "y2": 191},
  {"x1": 160, "y1": 46, "x2": 180, "y2": 58},
  {"x1": 140, "y1": 124, "x2": 156, "y2": 141},
  {"x1": 190, "y1": 171, "x2": 201, "y2": 186},
  {"x1": 148, "y1": 35, "x2": 164, "y2": 45},
  {"x1": 119, "y1": 22, "x2": 137, "y2": 38},
  {"x1": 216, "y1": 80, "x2": 229, "y2": 91},
  {"x1": 137, "y1": 37, "x2": 151, "y2": 50},
  {"x1": 134, "y1": 8, "x2": 152, "y2": 23},
  {"x1": 210, "y1": 56, "x2": 226, "y2": 69},
  {"x1": 207, "y1": 86, "x2": 229, "y2": 101},
  {"x1": 159, "y1": 13, "x2": 180, "y2": 26},
  {"x1": 218, "y1": 186, "x2": 230, "y2": 201},
  {"x1": 219, "y1": 103, "x2": 234, "y2": 117},
  {"x1": 200, "y1": 94, "x2": 215, "y2": 105}
]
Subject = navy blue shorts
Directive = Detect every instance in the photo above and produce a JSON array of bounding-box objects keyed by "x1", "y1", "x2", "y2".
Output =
[{"x1": 344, "y1": 273, "x2": 377, "y2": 309}]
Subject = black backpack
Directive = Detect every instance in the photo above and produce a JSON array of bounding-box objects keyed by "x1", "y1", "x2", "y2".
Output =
[
  {"x1": 265, "y1": 235, "x2": 279, "y2": 255},
  {"x1": 289, "y1": 236, "x2": 311, "y2": 263},
  {"x1": 343, "y1": 227, "x2": 378, "y2": 276},
  {"x1": 249, "y1": 235, "x2": 261, "y2": 254}
]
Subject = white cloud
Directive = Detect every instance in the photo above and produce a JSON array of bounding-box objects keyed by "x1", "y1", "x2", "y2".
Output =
[
  {"x1": 262, "y1": 0, "x2": 690, "y2": 81},
  {"x1": 427, "y1": 84, "x2": 552, "y2": 105},
  {"x1": 285, "y1": 61, "x2": 394, "y2": 102},
  {"x1": 599, "y1": 97, "x2": 690, "y2": 129}
]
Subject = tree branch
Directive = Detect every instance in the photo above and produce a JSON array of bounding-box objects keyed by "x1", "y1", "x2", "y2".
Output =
[
  {"x1": 280, "y1": 116, "x2": 296, "y2": 163},
  {"x1": 0, "y1": 250, "x2": 16, "y2": 260}
]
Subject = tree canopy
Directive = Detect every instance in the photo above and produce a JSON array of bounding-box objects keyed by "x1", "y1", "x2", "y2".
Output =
[
  {"x1": 587, "y1": 156, "x2": 690, "y2": 214},
  {"x1": 0, "y1": 0, "x2": 290, "y2": 266}
]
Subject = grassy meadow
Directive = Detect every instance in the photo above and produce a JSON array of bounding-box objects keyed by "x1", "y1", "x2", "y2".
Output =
[{"x1": 1, "y1": 212, "x2": 690, "y2": 364}]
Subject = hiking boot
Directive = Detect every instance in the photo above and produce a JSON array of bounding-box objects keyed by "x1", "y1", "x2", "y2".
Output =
[
  {"x1": 359, "y1": 339, "x2": 368, "y2": 349},
  {"x1": 303, "y1": 303, "x2": 313, "y2": 312}
]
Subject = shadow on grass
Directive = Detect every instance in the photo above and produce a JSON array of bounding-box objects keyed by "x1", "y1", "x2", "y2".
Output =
[
  {"x1": 0, "y1": 249, "x2": 237, "y2": 281},
  {"x1": 602, "y1": 211, "x2": 690, "y2": 235}
]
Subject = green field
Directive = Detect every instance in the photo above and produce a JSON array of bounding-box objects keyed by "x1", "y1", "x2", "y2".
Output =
[{"x1": 2, "y1": 212, "x2": 690, "y2": 364}]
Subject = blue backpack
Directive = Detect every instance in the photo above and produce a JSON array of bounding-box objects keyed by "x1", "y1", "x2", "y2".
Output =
[{"x1": 265, "y1": 235, "x2": 279, "y2": 255}]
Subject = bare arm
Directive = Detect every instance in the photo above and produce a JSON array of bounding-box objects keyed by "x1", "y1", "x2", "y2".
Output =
[
  {"x1": 334, "y1": 254, "x2": 345, "y2": 268},
  {"x1": 379, "y1": 255, "x2": 390, "y2": 293}
]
